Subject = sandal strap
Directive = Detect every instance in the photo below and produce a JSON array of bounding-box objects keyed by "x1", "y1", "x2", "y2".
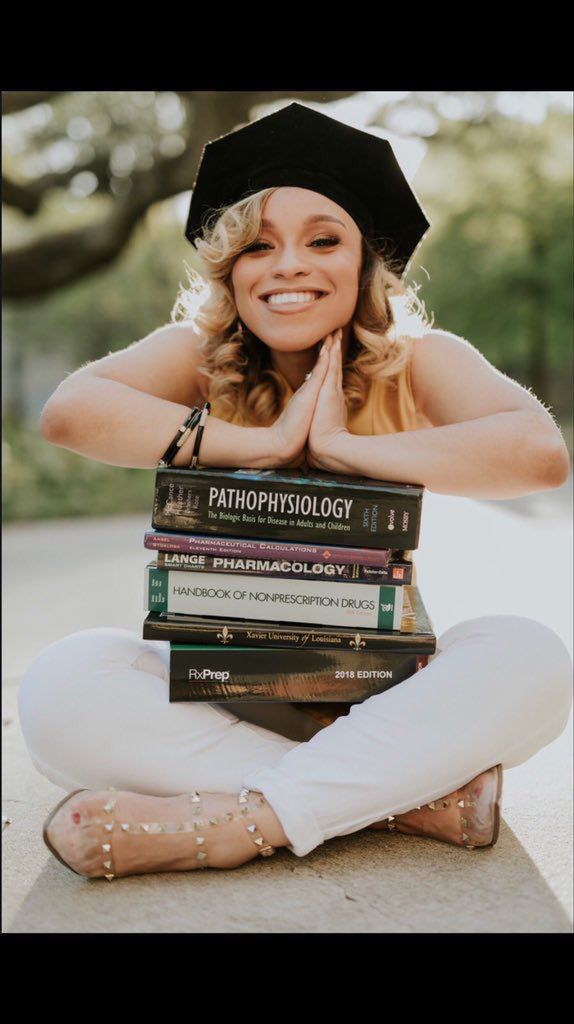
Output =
[
  {"x1": 238, "y1": 788, "x2": 276, "y2": 857},
  {"x1": 99, "y1": 787, "x2": 216, "y2": 879},
  {"x1": 99, "y1": 786, "x2": 275, "y2": 881}
]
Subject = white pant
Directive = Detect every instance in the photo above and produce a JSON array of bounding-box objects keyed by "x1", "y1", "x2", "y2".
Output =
[{"x1": 17, "y1": 616, "x2": 573, "y2": 857}]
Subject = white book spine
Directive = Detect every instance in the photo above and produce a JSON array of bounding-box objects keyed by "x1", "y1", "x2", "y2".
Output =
[{"x1": 146, "y1": 565, "x2": 404, "y2": 630}]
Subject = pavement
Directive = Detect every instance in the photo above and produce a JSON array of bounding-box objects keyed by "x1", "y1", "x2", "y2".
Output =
[{"x1": 2, "y1": 473, "x2": 572, "y2": 933}]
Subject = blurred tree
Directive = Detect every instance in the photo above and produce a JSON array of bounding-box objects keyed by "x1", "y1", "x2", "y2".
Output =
[
  {"x1": 2, "y1": 91, "x2": 356, "y2": 299},
  {"x1": 374, "y1": 95, "x2": 572, "y2": 414}
]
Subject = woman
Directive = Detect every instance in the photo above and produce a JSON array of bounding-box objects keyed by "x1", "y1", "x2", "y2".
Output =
[{"x1": 19, "y1": 105, "x2": 572, "y2": 882}]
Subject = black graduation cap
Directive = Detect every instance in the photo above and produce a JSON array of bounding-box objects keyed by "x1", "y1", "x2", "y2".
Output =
[{"x1": 185, "y1": 101, "x2": 431, "y2": 278}]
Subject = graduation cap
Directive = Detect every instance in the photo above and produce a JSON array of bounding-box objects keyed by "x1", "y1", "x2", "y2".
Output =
[{"x1": 185, "y1": 101, "x2": 431, "y2": 278}]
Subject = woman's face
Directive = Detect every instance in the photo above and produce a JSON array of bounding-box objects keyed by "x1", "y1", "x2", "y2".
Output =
[{"x1": 230, "y1": 187, "x2": 363, "y2": 355}]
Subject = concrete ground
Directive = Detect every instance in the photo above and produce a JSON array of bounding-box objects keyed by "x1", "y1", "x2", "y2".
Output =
[{"x1": 2, "y1": 474, "x2": 572, "y2": 933}]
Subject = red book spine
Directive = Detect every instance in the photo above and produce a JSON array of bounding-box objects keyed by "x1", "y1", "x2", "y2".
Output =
[{"x1": 144, "y1": 529, "x2": 395, "y2": 567}]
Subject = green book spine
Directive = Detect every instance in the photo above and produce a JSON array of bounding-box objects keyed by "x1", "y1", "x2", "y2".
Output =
[{"x1": 147, "y1": 565, "x2": 168, "y2": 612}]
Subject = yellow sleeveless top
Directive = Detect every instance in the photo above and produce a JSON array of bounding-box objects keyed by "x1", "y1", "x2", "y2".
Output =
[{"x1": 272, "y1": 353, "x2": 420, "y2": 436}]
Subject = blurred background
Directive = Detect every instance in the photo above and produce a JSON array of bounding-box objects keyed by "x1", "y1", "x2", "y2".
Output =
[{"x1": 2, "y1": 90, "x2": 573, "y2": 521}]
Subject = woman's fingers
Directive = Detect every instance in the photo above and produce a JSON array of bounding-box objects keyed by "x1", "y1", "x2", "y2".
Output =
[
  {"x1": 297, "y1": 329, "x2": 343, "y2": 394},
  {"x1": 273, "y1": 331, "x2": 343, "y2": 463},
  {"x1": 333, "y1": 332, "x2": 342, "y2": 387},
  {"x1": 324, "y1": 328, "x2": 342, "y2": 358},
  {"x1": 322, "y1": 331, "x2": 342, "y2": 386},
  {"x1": 299, "y1": 343, "x2": 329, "y2": 391}
]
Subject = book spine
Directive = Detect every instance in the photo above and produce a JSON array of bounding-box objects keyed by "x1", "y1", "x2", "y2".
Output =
[
  {"x1": 155, "y1": 550, "x2": 412, "y2": 585},
  {"x1": 144, "y1": 530, "x2": 395, "y2": 568},
  {"x1": 143, "y1": 612, "x2": 437, "y2": 653},
  {"x1": 169, "y1": 647, "x2": 421, "y2": 702},
  {"x1": 152, "y1": 469, "x2": 422, "y2": 549},
  {"x1": 146, "y1": 565, "x2": 404, "y2": 631}
]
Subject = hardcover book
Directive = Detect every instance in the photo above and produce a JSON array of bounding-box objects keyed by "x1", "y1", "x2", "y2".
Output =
[
  {"x1": 169, "y1": 646, "x2": 427, "y2": 703},
  {"x1": 143, "y1": 584, "x2": 434, "y2": 653},
  {"x1": 220, "y1": 654, "x2": 431, "y2": 736},
  {"x1": 145, "y1": 563, "x2": 405, "y2": 631},
  {"x1": 152, "y1": 466, "x2": 424, "y2": 550},
  {"x1": 144, "y1": 528, "x2": 406, "y2": 569},
  {"x1": 154, "y1": 548, "x2": 413, "y2": 585}
]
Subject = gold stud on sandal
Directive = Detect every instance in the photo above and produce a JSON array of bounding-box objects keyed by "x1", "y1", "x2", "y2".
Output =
[{"x1": 101, "y1": 787, "x2": 118, "y2": 879}]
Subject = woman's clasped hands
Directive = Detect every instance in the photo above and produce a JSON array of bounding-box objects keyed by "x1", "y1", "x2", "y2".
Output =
[{"x1": 268, "y1": 328, "x2": 350, "y2": 472}]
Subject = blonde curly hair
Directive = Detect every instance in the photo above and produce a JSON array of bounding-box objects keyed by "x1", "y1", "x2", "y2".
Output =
[{"x1": 171, "y1": 186, "x2": 433, "y2": 426}]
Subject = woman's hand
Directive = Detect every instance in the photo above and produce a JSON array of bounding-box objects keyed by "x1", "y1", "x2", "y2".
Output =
[
  {"x1": 306, "y1": 329, "x2": 351, "y2": 473},
  {"x1": 266, "y1": 338, "x2": 331, "y2": 468}
]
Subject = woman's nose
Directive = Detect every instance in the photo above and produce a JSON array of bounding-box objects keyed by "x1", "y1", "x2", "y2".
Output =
[{"x1": 270, "y1": 246, "x2": 313, "y2": 276}]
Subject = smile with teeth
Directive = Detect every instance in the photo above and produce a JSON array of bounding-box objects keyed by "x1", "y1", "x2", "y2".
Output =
[{"x1": 264, "y1": 291, "x2": 326, "y2": 306}]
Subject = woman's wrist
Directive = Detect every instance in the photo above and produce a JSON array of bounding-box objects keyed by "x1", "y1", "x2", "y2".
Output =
[
  {"x1": 249, "y1": 426, "x2": 287, "y2": 469},
  {"x1": 169, "y1": 420, "x2": 277, "y2": 470}
]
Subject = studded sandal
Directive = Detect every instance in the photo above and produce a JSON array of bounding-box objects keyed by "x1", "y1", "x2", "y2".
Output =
[
  {"x1": 369, "y1": 764, "x2": 503, "y2": 850},
  {"x1": 42, "y1": 786, "x2": 277, "y2": 880}
]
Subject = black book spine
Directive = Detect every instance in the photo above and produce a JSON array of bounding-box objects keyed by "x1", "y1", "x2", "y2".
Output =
[
  {"x1": 144, "y1": 612, "x2": 435, "y2": 653},
  {"x1": 155, "y1": 550, "x2": 413, "y2": 585},
  {"x1": 152, "y1": 467, "x2": 423, "y2": 550},
  {"x1": 169, "y1": 647, "x2": 421, "y2": 702}
]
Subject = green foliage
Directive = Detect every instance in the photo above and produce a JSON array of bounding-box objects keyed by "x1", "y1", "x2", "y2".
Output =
[
  {"x1": 409, "y1": 108, "x2": 573, "y2": 414},
  {"x1": 2, "y1": 419, "x2": 155, "y2": 521},
  {"x1": 3, "y1": 213, "x2": 195, "y2": 371}
]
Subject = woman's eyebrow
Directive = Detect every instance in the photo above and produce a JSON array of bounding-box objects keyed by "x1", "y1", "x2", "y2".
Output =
[{"x1": 260, "y1": 214, "x2": 347, "y2": 230}]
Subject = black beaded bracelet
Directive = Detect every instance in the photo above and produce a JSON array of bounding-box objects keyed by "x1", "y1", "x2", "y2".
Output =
[
  {"x1": 189, "y1": 402, "x2": 211, "y2": 469},
  {"x1": 158, "y1": 407, "x2": 202, "y2": 467}
]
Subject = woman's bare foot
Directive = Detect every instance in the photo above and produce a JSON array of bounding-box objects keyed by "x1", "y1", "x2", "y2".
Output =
[{"x1": 44, "y1": 788, "x2": 289, "y2": 879}]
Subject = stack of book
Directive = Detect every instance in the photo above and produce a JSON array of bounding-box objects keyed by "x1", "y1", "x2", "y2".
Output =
[{"x1": 142, "y1": 466, "x2": 435, "y2": 726}]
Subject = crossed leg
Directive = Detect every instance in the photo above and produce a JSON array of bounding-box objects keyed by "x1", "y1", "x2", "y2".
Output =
[{"x1": 18, "y1": 615, "x2": 573, "y2": 865}]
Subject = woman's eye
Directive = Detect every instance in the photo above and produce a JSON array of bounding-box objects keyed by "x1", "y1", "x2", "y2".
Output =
[
  {"x1": 312, "y1": 235, "x2": 340, "y2": 248},
  {"x1": 244, "y1": 236, "x2": 340, "y2": 253}
]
